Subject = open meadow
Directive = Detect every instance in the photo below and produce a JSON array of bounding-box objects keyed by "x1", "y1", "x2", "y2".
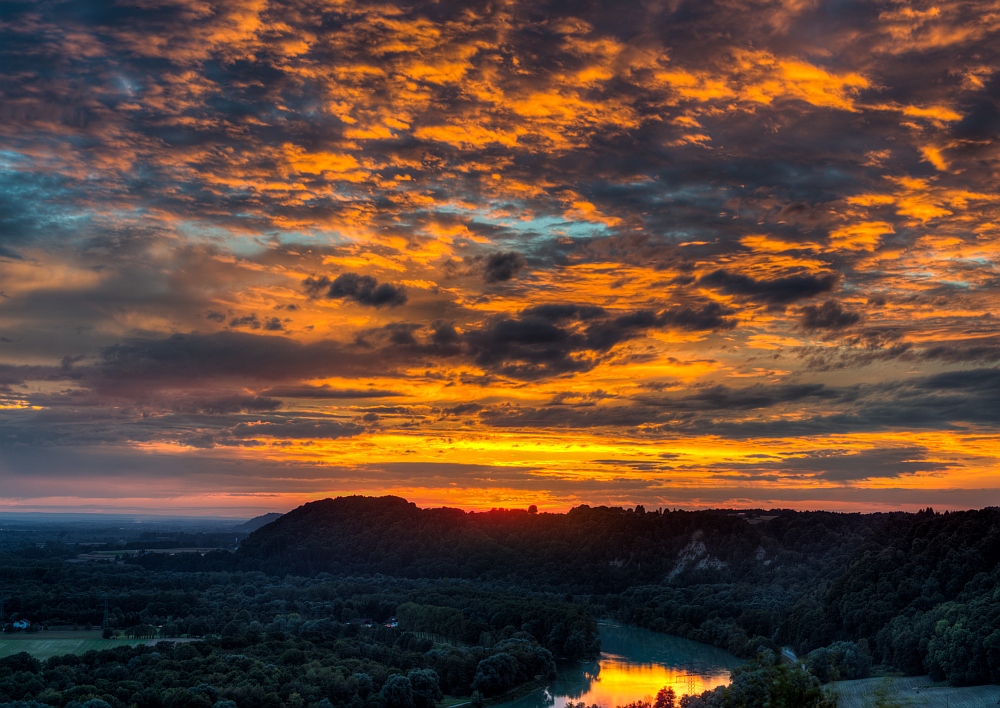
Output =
[
  {"x1": 835, "y1": 676, "x2": 1000, "y2": 708},
  {"x1": 0, "y1": 630, "x2": 175, "y2": 660}
]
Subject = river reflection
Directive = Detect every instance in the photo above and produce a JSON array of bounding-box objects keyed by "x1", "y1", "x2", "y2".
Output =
[{"x1": 499, "y1": 624, "x2": 741, "y2": 708}]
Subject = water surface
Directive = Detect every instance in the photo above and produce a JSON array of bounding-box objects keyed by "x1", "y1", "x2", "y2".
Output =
[{"x1": 501, "y1": 623, "x2": 741, "y2": 708}]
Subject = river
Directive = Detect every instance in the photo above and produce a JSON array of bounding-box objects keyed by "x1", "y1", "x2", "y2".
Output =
[{"x1": 500, "y1": 623, "x2": 742, "y2": 708}]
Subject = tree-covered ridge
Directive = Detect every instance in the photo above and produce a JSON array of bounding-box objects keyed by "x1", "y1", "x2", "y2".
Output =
[{"x1": 232, "y1": 497, "x2": 770, "y2": 588}]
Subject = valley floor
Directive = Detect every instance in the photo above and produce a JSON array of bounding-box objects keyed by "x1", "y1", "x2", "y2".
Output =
[{"x1": 834, "y1": 676, "x2": 1000, "y2": 708}]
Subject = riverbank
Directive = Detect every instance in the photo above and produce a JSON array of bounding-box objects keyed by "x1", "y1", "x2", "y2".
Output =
[{"x1": 494, "y1": 623, "x2": 740, "y2": 708}]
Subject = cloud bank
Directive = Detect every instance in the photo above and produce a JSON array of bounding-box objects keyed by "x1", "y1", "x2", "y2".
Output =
[{"x1": 1, "y1": 0, "x2": 999, "y2": 512}]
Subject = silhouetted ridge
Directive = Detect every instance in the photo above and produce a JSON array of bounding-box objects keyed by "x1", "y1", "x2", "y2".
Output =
[
  {"x1": 232, "y1": 511, "x2": 283, "y2": 533},
  {"x1": 240, "y1": 495, "x2": 523, "y2": 580},
  {"x1": 238, "y1": 495, "x2": 775, "y2": 587}
]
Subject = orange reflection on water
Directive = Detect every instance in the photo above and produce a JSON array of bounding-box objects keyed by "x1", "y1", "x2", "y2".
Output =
[{"x1": 568, "y1": 657, "x2": 731, "y2": 704}]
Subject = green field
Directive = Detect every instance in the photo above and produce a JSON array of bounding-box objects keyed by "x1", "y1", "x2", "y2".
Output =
[
  {"x1": 835, "y1": 676, "x2": 1000, "y2": 708},
  {"x1": 0, "y1": 631, "x2": 168, "y2": 660}
]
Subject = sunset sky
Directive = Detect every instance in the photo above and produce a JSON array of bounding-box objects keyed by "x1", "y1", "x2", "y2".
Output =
[{"x1": 1, "y1": 0, "x2": 999, "y2": 514}]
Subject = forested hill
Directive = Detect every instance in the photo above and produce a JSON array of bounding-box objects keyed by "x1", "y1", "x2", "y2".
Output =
[
  {"x1": 218, "y1": 496, "x2": 1000, "y2": 685},
  {"x1": 235, "y1": 495, "x2": 780, "y2": 588},
  {"x1": 234, "y1": 496, "x2": 998, "y2": 594}
]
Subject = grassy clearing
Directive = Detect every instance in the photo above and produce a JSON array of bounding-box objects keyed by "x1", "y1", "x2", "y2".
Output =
[
  {"x1": 835, "y1": 676, "x2": 1000, "y2": 708},
  {"x1": 438, "y1": 679, "x2": 547, "y2": 708},
  {"x1": 438, "y1": 697, "x2": 472, "y2": 708},
  {"x1": 0, "y1": 630, "x2": 167, "y2": 660}
]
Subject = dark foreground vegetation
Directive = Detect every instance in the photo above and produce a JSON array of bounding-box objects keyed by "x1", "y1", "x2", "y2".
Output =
[
  {"x1": 1, "y1": 496, "x2": 998, "y2": 708},
  {"x1": 0, "y1": 568, "x2": 590, "y2": 707},
  {"x1": 0, "y1": 628, "x2": 553, "y2": 708}
]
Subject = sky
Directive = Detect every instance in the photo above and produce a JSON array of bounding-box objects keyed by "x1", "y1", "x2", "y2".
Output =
[{"x1": 1, "y1": 0, "x2": 999, "y2": 515}]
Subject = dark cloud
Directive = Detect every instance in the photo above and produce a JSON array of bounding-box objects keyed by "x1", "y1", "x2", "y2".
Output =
[
  {"x1": 659, "y1": 302, "x2": 737, "y2": 331},
  {"x1": 480, "y1": 383, "x2": 841, "y2": 429},
  {"x1": 440, "y1": 402, "x2": 483, "y2": 417},
  {"x1": 473, "y1": 370, "x2": 1000, "y2": 436},
  {"x1": 304, "y1": 273, "x2": 407, "y2": 308},
  {"x1": 0, "y1": 362, "x2": 73, "y2": 387},
  {"x1": 465, "y1": 313, "x2": 593, "y2": 379},
  {"x1": 97, "y1": 332, "x2": 357, "y2": 386},
  {"x1": 184, "y1": 396, "x2": 282, "y2": 415},
  {"x1": 521, "y1": 304, "x2": 606, "y2": 322},
  {"x1": 461, "y1": 301, "x2": 736, "y2": 379},
  {"x1": 920, "y1": 342, "x2": 1000, "y2": 364},
  {"x1": 260, "y1": 385, "x2": 405, "y2": 399},
  {"x1": 582, "y1": 310, "x2": 664, "y2": 350},
  {"x1": 799, "y1": 300, "x2": 862, "y2": 330},
  {"x1": 725, "y1": 446, "x2": 943, "y2": 482},
  {"x1": 230, "y1": 313, "x2": 262, "y2": 329},
  {"x1": 801, "y1": 332, "x2": 1000, "y2": 371},
  {"x1": 680, "y1": 369, "x2": 1000, "y2": 437},
  {"x1": 383, "y1": 323, "x2": 420, "y2": 346},
  {"x1": 483, "y1": 251, "x2": 527, "y2": 283},
  {"x1": 918, "y1": 367, "x2": 1000, "y2": 393},
  {"x1": 480, "y1": 403, "x2": 659, "y2": 428},
  {"x1": 952, "y1": 78, "x2": 1000, "y2": 142},
  {"x1": 670, "y1": 383, "x2": 839, "y2": 411},
  {"x1": 699, "y1": 269, "x2": 839, "y2": 306},
  {"x1": 464, "y1": 306, "x2": 660, "y2": 379},
  {"x1": 430, "y1": 321, "x2": 460, "y2": 345},
  {"x1": 231, "y1": 419, "x2": 364, "y2": 440}
]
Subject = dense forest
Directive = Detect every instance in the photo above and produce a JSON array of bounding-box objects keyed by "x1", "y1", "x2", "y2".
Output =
[
  {"x1": 1, "y1": 496, "x2": 998, "y2": 708},
  {"x1": 0, "y1": 627, "x2": 552, "y2": 708},
  {"x1": 225, "y1": 497, "x2": 1000, "y2": 686},
  {"x1": 0, "y1": 566, "x2": 591, "y2": 708},
  {"x1": 0, "y1": 563, "x2": 598, "y2": 663}
]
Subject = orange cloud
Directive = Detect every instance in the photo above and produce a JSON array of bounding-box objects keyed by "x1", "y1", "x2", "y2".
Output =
[{"x1": 828, "y1": 221, "x2": 894, "y2": 251}]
